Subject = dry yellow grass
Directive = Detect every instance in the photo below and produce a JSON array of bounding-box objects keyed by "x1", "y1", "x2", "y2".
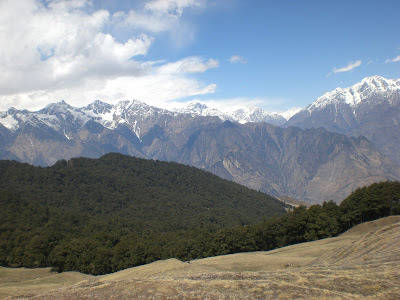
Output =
[
  {"x1": 0, "y1": 267, "x2": 91, "y2": 299},
  {"x1": 1, "y1": 216, "x2": 400, "y2": 299}
]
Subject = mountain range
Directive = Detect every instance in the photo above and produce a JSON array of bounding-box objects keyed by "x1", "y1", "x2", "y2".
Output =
[
  {"x1": 0, "y1": 75, "x2": 399, "y2": 203},
  {"x1": 286, "y1": 76, "x2": 400, "y2": 165},
  {"x1": 173, "y1": 102, "x2": 297, "y2": 126}
]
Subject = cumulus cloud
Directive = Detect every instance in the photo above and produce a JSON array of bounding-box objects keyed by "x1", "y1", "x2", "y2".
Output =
[
  {"x1": 332, "y1": 60, "x2": 362, "y2": 73},
  {"x1": 0, "y1": 0, "x2": 217, "y2": 111},
  {"x1": 0, "y1": 73, "x2": 217, "y2": 111},
  {"x1": 385, "y1": 55, "x2": 400, "y2": 63},
  {"x1": 229, "y1": 55, "x2": 247, "y2": 64},
  {"x1": 0, "y1": 0, "x2": 151, "y2": 93}
]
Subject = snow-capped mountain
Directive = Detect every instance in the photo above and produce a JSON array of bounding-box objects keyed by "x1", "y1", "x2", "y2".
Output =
[
  {"x1": 0, "y1": 99, "x2": 178, "y2": 142},
  {"x1": 175, "y1": 102, "x2": 230, "y2": 119},
  {"x1": 227, "y1": 106, "x2": 287, "y2": 125},
  {"x1": 81, "y1": 99, "x2": 177, "y2": 140},
  {"x1": 286, "y1": 75, "x2": 400, "y2": 164},
  {"x1": 0, "y1": 82, "x2": 400, "y2": 203},
  {"x1": 175, "y1": 102, "x2": 289, "y2": 126},
  {"x1": 305, "y1": 76, "x2": 400, "y2": 111},
  {"x1": 0, "y1": 107, "x2": 21, "y2": 131},
  {"x1": 0, "y1": 99, "x2": 297, "y2": 138},
  {"x1": 0, "y1": 100, "x2": 93, "y2": 140},
  {"x1": 278, "y1": 107, "x2": 302, "y2": 120},
  {"x1": 83, "y1": 100, "x2": 176, "y2": 130}
]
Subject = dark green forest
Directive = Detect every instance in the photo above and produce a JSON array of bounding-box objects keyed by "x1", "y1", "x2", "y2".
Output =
[
  {"x1": 0, "y1": 153, "x2": 399, "y2": 275},
  {"x1": 0, "y1": 153, "x2": 285, "y2": 274}
]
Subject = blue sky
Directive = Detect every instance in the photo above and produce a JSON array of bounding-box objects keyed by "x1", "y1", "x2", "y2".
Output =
[{"x1": 0, "y1": 0, "x2": 399, "y2": 113}]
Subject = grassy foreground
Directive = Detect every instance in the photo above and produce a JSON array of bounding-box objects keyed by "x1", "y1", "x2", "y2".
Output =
[{"x1": 1, "y1": 216, "x2": 399, "y2": 299}]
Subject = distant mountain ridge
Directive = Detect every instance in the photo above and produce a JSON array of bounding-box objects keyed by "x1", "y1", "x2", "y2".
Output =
[
  {"x1": 174, "y1": 102, "x2": 295, "y2": 126},
  {"x1": 0, "y1": 75, "x2": 399, "y2": 202},
  {"x1": 0, "y1": 99, "x2": 291, "y2": 137},
  {"x1": 286, "y1": 76, "x2": 400, "y2": 164}
]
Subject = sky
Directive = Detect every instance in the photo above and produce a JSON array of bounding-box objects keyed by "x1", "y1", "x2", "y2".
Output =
[{"x1": 0, "y1": 0, "x2": 399, "y2": 113}]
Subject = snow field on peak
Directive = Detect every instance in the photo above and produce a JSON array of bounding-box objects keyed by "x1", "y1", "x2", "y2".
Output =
[
  {"x1": 0, "y1": 114, "x2": 19, "y2": 130},
  {"x1": 1, "y1": 76, "x2": 399, "y2": 133},
  {"x1": 311, "y1": 76, "x2": 400, "y2": 110},
  {"x1": 176, "y1": 102, "x2": 293, "y2": 125}
]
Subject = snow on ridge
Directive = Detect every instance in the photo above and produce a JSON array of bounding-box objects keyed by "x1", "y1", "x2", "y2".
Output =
[
  {"x1": 35, "y1": 101, "x2": 92, "y2": 132},
  {"x1": 0, "y1": 114, "x2": 19, "y2": 130},
  {"x1": 309, "y1": 76, "x2": 400, "y2": 111},
  {"x1": 3, "y1": 75, "x2": 398, "y2": 134},
  {"x1": 174, "y1": 102, "x2": 232, "y2": 120},
  {"x1": 175, "y1": 101, "x2": 289, "y2": 125},
  {"x1": 278, "y1": 107, "x2": 302, "y2": 120},
  {"x1": 0, "y1": 108, "x2": 34, "y2": 131}
]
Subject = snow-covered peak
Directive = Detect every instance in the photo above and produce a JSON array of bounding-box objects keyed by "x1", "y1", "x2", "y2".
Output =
[
  {"x1": 38, "y1": 100, "x2": 74, "y2": 114},
  {"x1": 277, "y1": 107, "x2": 302, "y2": 120},
  {"x1": 309, "y1": 76, "x2": 400, "y2": 110},
  {"x1": 227, "y1": 106, "x2": 287, "y2": 125},
  {"x1": 359, "y1": 75, "x2": 398, "y2": 91},
  {"x1": 174, "y1": 102, "x2": 288, "y2": 125},
  {"x1": 32, "y1": 100, "x2": 91, "y2": 133},
  {"x1": 187, "y1": 102, "x2": 208, "y2": 112},
  {"x1": 115, "y1": 99, "x2": 174, "y2": 119},
  {"x1": 83, "y1": 100, "x2": 112, "y2": 115},
  {"x1": 175, "y1": 102, "x2": 229, "y2": 119},
  {"x1": 0, "y1": 107, "x2": 21, "y2": 131}
]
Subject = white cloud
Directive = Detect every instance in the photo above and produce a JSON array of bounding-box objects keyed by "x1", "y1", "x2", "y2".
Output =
[
  {"x1": 229, "y1": 55, "x2": 247, "y2": 64},
  {"x1": 113, "y1": 0, "x2": 204, "y2": 33},
  {"x1": 332, "y1": 60, "x2": 362, "y2": 73},
  {"x1": 0, "y1": 73, "x2": 217, "y2": 111},
  {"x1": 0, "y1": 0, "x2": 150, "y2": 93},
  {"x1": 385, "y1": 55, "x2": 400, "y2": 63},
  {"x1": 145, "y1": 0, "x2": 205, "y2": 16},
  {"x1": 0, "y1": 0, "x2": 217, "y2": 111},
  {"x1": 114, "y1": 9, "x2": 179, "y2": 33},
  {"x1": 158, "y1": 57, "x2": 219, "y2": 74}
]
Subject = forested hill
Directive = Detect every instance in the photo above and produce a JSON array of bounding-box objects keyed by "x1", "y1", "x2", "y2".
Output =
[{"x1": 0, "y1": 153, "x2": 286, "y2": 273}]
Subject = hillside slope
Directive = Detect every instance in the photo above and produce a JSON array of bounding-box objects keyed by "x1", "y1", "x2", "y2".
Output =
[
  {"x1": 0, "y1": 153, "x2": 286, "y2": 274},
  {"x1": 2, "y1": 216, "x2": 399, "y2": 299}
]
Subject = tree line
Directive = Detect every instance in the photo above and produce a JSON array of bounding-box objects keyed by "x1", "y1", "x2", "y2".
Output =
[{"x1": 0, "y1": 154, "x2": 399, "y2": 275}]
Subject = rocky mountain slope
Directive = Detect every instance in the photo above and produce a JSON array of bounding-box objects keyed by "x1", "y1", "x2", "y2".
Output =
[
  {"x1": 0, "y1": 99, "x2": 399, "y2": 203},
  {"x1": 286, "y1": 76, "x2": 400, "y2": 164},
  {"x1": 169, "y1": 121, "x2": 399, "y2": 202}
]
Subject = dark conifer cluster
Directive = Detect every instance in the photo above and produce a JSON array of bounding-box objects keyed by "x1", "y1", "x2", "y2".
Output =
[{"x1": 0, "y1": 153, "x2": 399, "y2": 275}]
